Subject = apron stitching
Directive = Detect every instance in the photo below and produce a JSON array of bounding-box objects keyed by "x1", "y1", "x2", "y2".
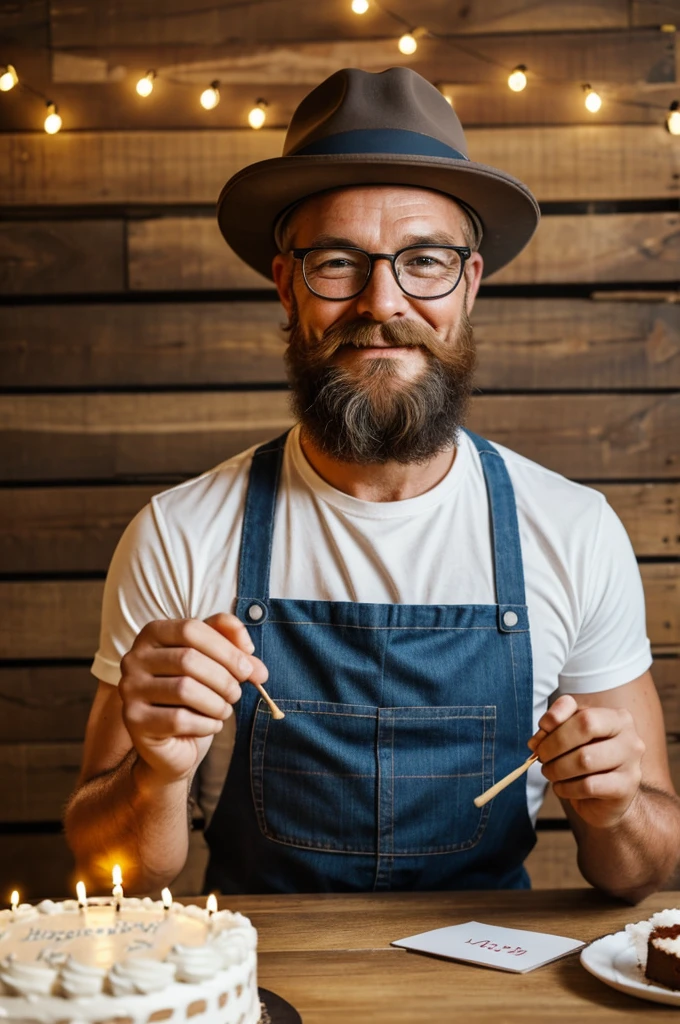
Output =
[
  {"x1": 277, "y1": 710, "x2": 376, "y2": 718},
  {"x1": 266, "y1": 769, "x2": 374, "y2": 777},
  {"x1": 257, "y1": 705, "x2": 271, "y2": 833},
  {"x1": 375, "y1": 714, "x2": 382, "y2": 885},
  {"x1": 390, "y1": 715, "x2": 395, "y2": 865},
  {"x1": 262, "y1": 622, "x2": 508, "y2": 630},
  {"x1": 508, "y1": 629, "x2": 521, "y2": 749}
]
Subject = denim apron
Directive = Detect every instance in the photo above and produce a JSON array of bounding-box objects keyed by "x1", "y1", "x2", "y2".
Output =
[{"x1": 204, "y1": 429, "x2": 536, "y2": 893}]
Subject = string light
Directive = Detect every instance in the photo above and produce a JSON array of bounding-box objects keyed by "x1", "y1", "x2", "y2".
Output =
[
  {"x1": 583, "y1": 85, "x2": 602, "y2": 113},
  {"x1": 0, "y1": 64, "x2": 18, "y2": 91},
  {"x1": 200, "y1": 81, "x2": 220, "y2": 110},
  {"x1": 136, "y1": 70, "x2": 156, "y2": 97},
  {"x1": 2, "y1": 13, "x2": 678, "y2": 135},
  {"x1": 398, "y1": 30, "x2": 419, "y2": 55},
  {"x1": 351, "y1": 0, "x2": 369, "y2": 12},
  {"x1": 248, "y1": 98, "x2": 268, "y2": 129},
  {"x1": 44, "y1": 102, "x2": 62, "y2": 134},
  {"x1": 665, "y1": 101, "x2": 680, "y2": 135},
  {"x1": 508, "y1": 65, "x2": 528, "y2": 92}
]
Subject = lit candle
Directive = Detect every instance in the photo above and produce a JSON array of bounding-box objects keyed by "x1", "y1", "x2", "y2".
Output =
[
  {"x1": 10, "y1": 890, "x2": 19, "y2": 917},
  {"x1": 112, "y1": 864, "x2": 123, "y2": 913},
  {"x1": 206, "y1": 893, "x2": 217, "y2": 918},
  {"x1": 76, "y1": 881, "x2": 87, "y2": 911},
  {"x1": 161, "y1": 888, "x2": 172, "y2": 914}
]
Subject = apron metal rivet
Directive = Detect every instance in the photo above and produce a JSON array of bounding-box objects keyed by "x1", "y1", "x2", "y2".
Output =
[
  {"x1": 248, "y1": 604, "x2": 264, "y2": 621},
  {"x1": 503, "y1": 610, "x2": 519, "y2": 627}
]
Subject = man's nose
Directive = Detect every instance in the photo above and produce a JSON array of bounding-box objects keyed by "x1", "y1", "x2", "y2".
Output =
[{"x1": 354, "y1": 257, "x2": 411, "y2": 320}]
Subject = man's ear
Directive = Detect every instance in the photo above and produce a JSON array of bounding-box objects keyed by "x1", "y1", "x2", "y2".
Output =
[
  {"x1": 272, "y1": 254, "x2": 294, "y2": 321},
  {"x1": 464, "y1": 252, "x2": 484, "y2": 315}
]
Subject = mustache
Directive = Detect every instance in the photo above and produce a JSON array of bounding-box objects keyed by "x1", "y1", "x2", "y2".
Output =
[{"x1": 305, "y1": 318, "x2": 448, "y2": 367}]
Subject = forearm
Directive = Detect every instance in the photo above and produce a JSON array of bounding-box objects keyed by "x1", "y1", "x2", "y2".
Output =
[
  {"x1": 64, "y1": 749, "x2": 191, "y2": 894},
  {"x1": 568, "y1": 784, "x2": 680, "y2": 903}
]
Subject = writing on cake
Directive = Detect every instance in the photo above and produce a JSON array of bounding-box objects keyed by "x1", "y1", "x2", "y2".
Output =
[{"x1": 22, "y1": 919, "x2": 162, "y2": 943}]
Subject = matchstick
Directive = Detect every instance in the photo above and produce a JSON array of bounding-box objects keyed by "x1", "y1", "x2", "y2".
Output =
[
  {"x1": 251, "y1": 680, "x2": 285, "y2": 720},
  {"x1": 473, "y1": 752, "x2": 539, "y2": 808}
]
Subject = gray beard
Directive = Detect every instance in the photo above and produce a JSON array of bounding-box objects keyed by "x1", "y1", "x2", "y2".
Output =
[{"x1": 284, "y1": 307, "x2": 477, "y2": 465}]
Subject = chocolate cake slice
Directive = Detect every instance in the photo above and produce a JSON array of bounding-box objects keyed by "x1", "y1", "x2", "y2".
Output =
[
  {"x1": 646, "y1": 923, "x2": 680, "y2": 991},
  {"x1": 626, "y1": 909, "x2": 680, "y2": 991}
]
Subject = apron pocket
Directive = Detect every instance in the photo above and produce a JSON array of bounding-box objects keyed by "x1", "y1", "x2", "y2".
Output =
[
  {"x1": 250, "y1": 698, "x2": 379, "y2": 853},
  {"x1": 250, "y1": 699, "x2": 496, "y2": 857},
  {"x1": 380, "y1": 705, "x2": 496, "y2": 855}
]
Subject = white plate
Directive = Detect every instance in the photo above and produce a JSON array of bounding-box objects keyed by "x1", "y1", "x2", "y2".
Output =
[{"x1": 580, "y1": 929, "x2": 680, "y2": 1007}]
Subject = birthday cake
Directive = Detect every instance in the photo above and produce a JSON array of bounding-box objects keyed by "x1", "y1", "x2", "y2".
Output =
[
  {"x1": 626, "y1": 908, "x2": 680, "y2": 991},
  {"x1": 0, "y1": 896, "x2": 259, "y2": 1023}
]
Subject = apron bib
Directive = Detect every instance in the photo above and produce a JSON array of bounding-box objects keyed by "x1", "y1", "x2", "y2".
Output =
[{"x1": 205, "y1": 429, "x2": 536, "y2": 892}]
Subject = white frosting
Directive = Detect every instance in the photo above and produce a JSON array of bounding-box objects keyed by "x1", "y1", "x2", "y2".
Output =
[
  {"x1": 59, "y1": 957, "x2": 107, "y2": 999},
  {"x1": 0, "y1": 897, "x2": 259, "y2": 1024},
  {"x1": 166, "y1": 944, "x2": 223, "y2": 983},
  {"x1": 626, "y1": 909, "x2": 680, "y2": 971},
  {"x1": 653, "y1": 935, "x2": 680, "y2": 956},
  {"x1": 0, "y1": 957, "x2": 58, "y2": 996}
]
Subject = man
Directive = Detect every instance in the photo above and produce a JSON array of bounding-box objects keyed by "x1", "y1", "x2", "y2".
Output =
[{"x1": 65, "y1": 67, "x2": 679, "y2": 899}]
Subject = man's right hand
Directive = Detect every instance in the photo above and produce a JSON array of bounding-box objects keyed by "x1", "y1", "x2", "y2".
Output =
[{"x1": 118, "y1": 612, "x2": 268, "y2": 784}]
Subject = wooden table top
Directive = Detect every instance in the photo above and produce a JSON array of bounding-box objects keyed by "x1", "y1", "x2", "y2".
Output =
[{"x1": 219, "y1": 889, "x2": 680, "y2": 1023}]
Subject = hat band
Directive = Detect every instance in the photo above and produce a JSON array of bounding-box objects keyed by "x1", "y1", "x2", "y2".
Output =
[{"x1": 292, "y1": 128, "x2": 469, "y2": 161}]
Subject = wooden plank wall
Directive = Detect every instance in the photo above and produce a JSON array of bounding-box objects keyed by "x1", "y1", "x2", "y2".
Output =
[{"x1": 1, "y1": 0, "x2": 679, "y2": 898}]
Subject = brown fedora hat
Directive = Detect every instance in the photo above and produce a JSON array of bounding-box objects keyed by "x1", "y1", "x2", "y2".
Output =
[{"x1": 217, "y1": 66, "x2": 540, "y2": 280}]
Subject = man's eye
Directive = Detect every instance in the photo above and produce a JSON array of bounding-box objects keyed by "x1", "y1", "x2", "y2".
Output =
[{"x1": 310, "y1": 255, "x2": 363, "y2": 274}]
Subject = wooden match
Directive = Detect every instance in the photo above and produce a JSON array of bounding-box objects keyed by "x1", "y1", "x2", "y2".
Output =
[
  {"x1": 473, "y1": 752, "x2": 539, "y2": 808},
  {"x1": 252, "y1": 680, "x2": 285, "y2": 720}
]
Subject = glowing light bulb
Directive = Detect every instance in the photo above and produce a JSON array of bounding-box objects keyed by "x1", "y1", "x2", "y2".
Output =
[
  {"x1": 508, "y1": 65, "x2": 527, "y2": 92},
  {"x1": 248, "y1": 100, "x2": 267, "y2": 129},
  {"x1": 666, "y1": 101, "x2": 680, "y2": 135},
  {"x1": 351, "y1": 0, "x2": 369, "y2": 11},
  {"x1": 200, "y1": 81, "x2": 220, "y2": 110},
  {"x1": 583, "y1": 86, "x2": 602, "y2": 113},
  {"x1": 0, "y1": 64, "x2": 18, "y2": 91},
  {"x1": 44, "y1": 102, "x2": 62, "y2": 134},
  {"x1": 136, "y1": 70, "x2": 155, "y2": 97},
  {"x1": 398, "y1": 32, "x2": 418, "y2": 55}
]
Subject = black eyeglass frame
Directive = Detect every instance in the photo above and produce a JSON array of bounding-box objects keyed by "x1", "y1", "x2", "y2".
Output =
[{"x1": 290, "y1": 244, "x2": 472, "y2": 301}]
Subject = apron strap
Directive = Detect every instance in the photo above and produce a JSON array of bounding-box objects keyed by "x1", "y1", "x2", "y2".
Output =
[
  {"x1": 236, "y1": 431, "x2": 289, "y2": 600},
  {"x1": 237, "y1": 427, "x2": 528, "y2": 628},
  {"x1": 463, "y1": 429, "x2": 528, "y2": 616}
]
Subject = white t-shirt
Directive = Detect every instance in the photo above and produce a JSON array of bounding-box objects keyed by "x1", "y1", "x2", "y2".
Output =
[{"x1": 92, "y1": 425, "x2": 652, "y2": 825}]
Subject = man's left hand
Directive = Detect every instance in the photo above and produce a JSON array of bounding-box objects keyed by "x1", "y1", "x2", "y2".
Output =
[{"x1": 529, "y1": 694, "x2": 646, "y2": 829}]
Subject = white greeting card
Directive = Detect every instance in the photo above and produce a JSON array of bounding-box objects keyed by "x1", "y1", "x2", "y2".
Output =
[{"x1": 392, "y1": 920, "x2": 585, "y2": 973}]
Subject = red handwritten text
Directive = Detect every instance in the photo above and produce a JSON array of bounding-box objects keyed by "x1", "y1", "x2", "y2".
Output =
[{"x1": 465, "y1": 939, "x2": 527, "y2": 956}]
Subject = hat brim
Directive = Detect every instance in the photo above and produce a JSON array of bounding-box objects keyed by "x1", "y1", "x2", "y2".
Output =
[{"x1": 216, "y1": 153, "x2": 540, "y2": 281}]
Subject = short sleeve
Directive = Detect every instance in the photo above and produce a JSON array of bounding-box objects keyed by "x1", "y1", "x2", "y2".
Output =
[
  {"x1": 558, "y1": 497, "x2": 652, "y2": 693},
  {"x1": 91, "y1": 499, "x2": 186, "y2": 685}
]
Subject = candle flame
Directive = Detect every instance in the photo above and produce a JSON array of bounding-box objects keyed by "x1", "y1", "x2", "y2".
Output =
[
  {"x1": 10, "y1": 890, "x2": 19, "y2": 909},
  {"x1": 112, "y1": 864, "x2": 123, "y2": 887},
  {"x1": 206, "y1": 893, "x2": 217, "y2": 915},
  {"x1": 161, "y1": 887, "x2": 172, "y2": 910},
  {"x1": 76, "y1": 881, "x2": 87, "y2": 905}
]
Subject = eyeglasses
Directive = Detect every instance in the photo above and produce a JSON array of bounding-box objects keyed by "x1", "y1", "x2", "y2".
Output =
[{"x1": 290, "y1": 244, "x2": 471, "y2": 301}]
